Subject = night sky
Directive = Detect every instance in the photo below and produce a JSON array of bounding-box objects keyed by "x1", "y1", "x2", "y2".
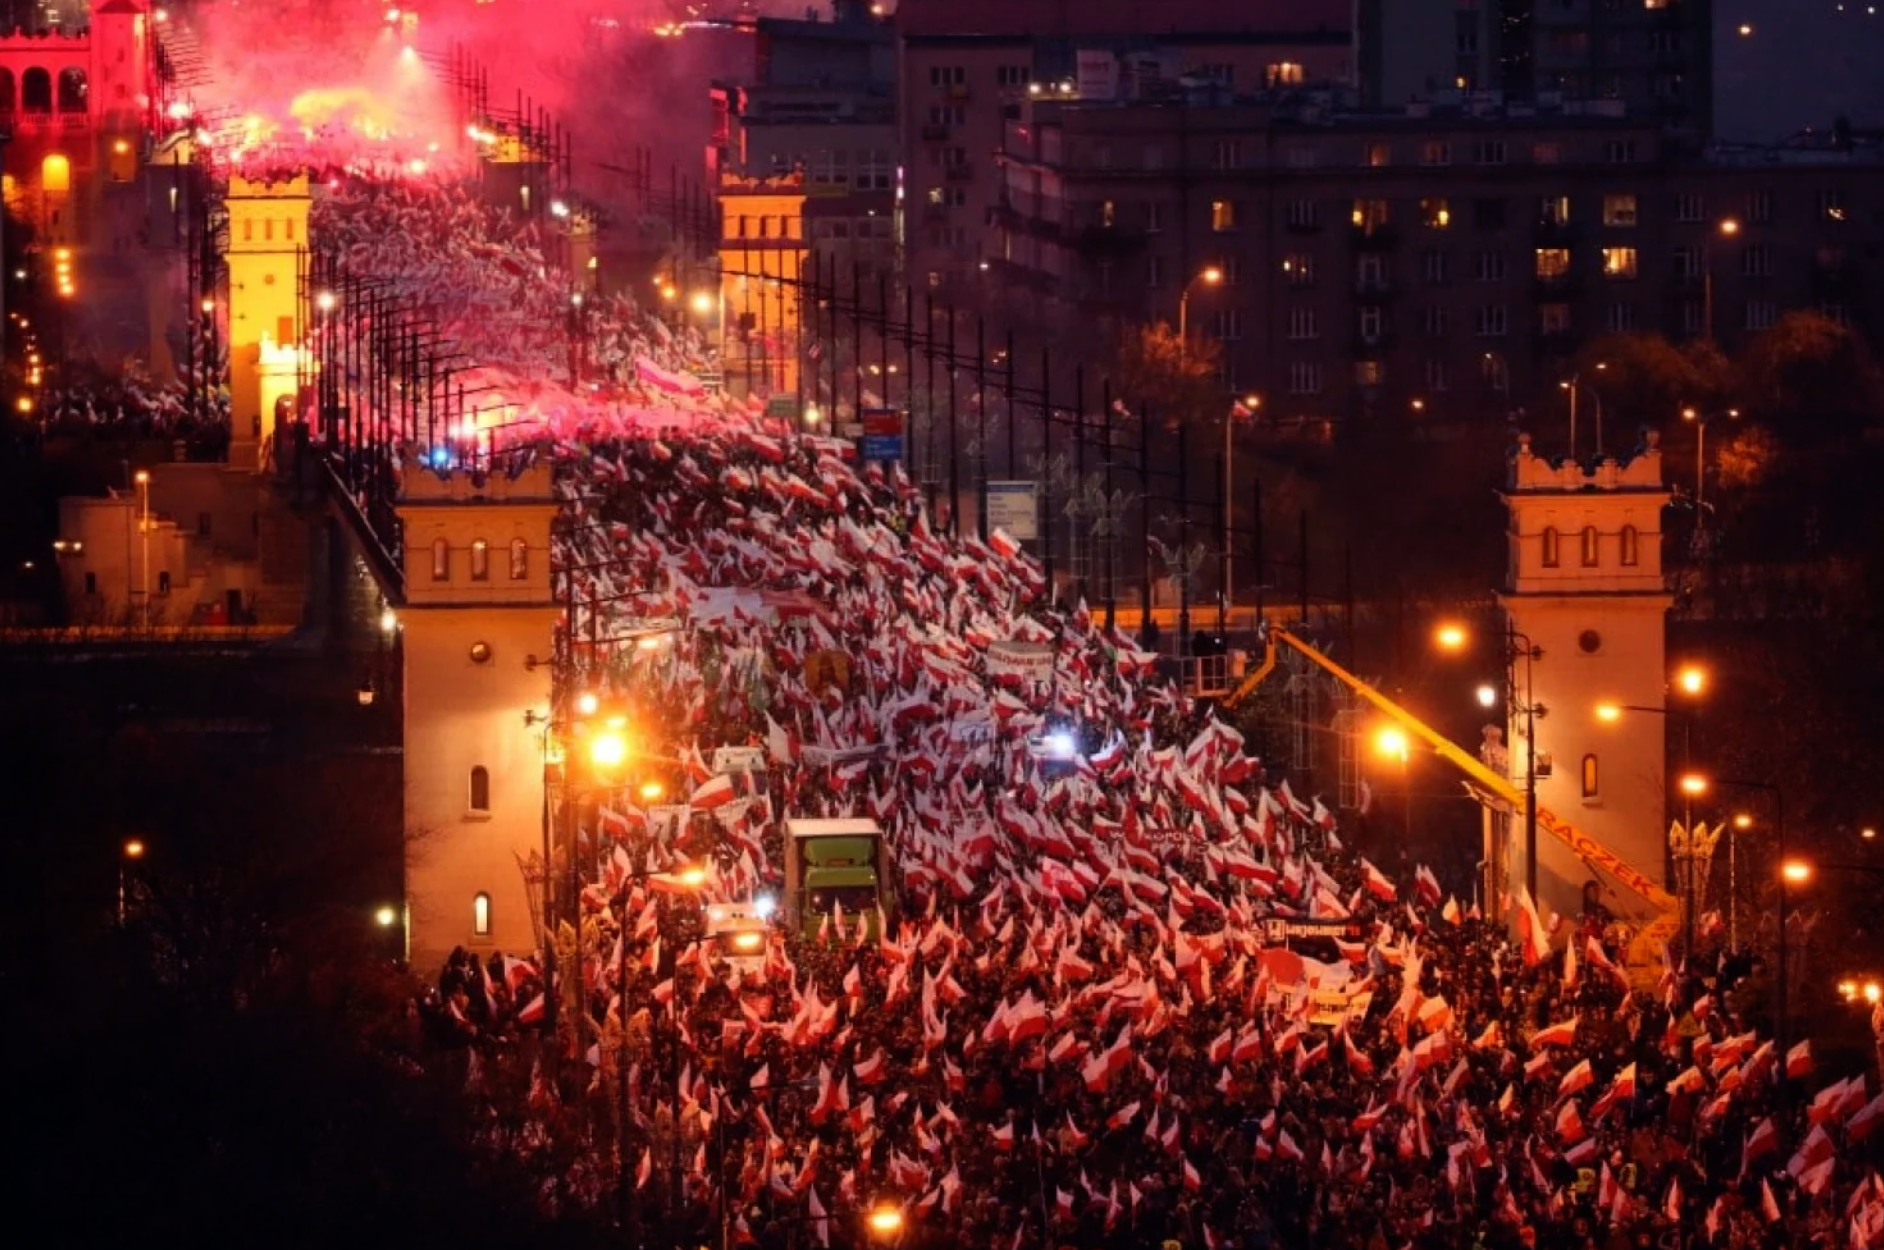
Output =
[{"x1": 1716, "y1": 2, "x2": 1884, "y2": 141}]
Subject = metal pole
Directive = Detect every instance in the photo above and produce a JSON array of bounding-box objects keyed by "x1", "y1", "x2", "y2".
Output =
[
  {"x1": 1520, "y1": 627, "x2": 1539, "y2": 906},
  {"x1": 1223, "y1": 407, "x2": 1233, "y2": 634}
]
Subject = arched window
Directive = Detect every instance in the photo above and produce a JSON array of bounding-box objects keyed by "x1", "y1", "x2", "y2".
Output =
[
  {"x1": 472, "y1": 892, "x2": 493, "y2": 936},
  {"x1": 509, "y1": 538, "x2": 528, "y2": 580},
  {"x1": 0, "y1": 69, "x2": 16, "y2": 112},
  {"x1": 56, "y1": 67, "x2": 85, "y2": 114},
  {"x1": 1580, "y1": 525, "x2": 1600, "y2": 567},
  {"x1": 469, "y1": 766, "x2": 491, "y2": 812},
  {"x1": 430, "y1": 537, "x2": 449, "y2": 580},
  {"x1": 1580, "y1": 753, "x2": 1600, "y2": 799},
  {"x1": 21, "y1": 67, "x2": 51, "y2": 114},
  {"x1": 1619, "y1": 524, "x2": 1639, "y2": 567},
  {"x1": 470, "y1": 539, "x2": 490, "y2": 581},
  {"x1": 1540, "y1": 526, "x2": 1561, "y2": 568}
]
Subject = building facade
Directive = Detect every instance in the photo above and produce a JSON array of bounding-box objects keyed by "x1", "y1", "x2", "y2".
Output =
[
  {"x1": 991, "y1": 91, "x2": 1884, "y2": 428},
  {"x1": 896, "y1": 0, "x2": 1354, "y2": 293}
]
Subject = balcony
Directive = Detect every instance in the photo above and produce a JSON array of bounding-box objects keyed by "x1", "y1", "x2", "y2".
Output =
[
  {"x1": 1352, "y1": 330, "x2": 1395, "y2": 353},
  {"x1": 1531, "y1": 272, "x2": 1580, "y2": 299},
  {"x1": 945, "y1": 162, "x2": 975, "y2": 183},
  {"x1": 921, "y1": 123, "x2": 952, "y2": 142},
  {"x1": 1534, "y1": 218, "x2": 1577, "y2": 246},
  {"x1": 1350, "y1": 224, "x2": 1400, "y2": 251}
]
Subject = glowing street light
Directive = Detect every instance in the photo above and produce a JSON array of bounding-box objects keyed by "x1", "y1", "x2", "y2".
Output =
[
  {"x1": 1782, "y1": 859, "x2": 1812, "y2": 884},
  {"x1": 1675, "y1": 665, "x2": 1708, "y2": 696},
  {"x1": 866, "y1": 1205, "x2": 905, "y2": 1238},
  {"x1": 1594, "y1": 703, "x2": 1623, "y2": 723},
  {"x1": 575, "y1": 690, "x2": 600, "y2": 717},
  {"x1": 639, "y1": 779, "x2": 666, "y2": 802},
  {"x1": 1679, "y1": 773, "x2": 1709, "y2": 798},
  {"x1": 1374, "y1": 725, "x2": 1410, "y2": 763},
  {"x1": 589, "y1": 728, "x2": 629, "y2": 769},
  {"x1": 124, "y1": 838, "x2": 146, "y2": 859},
  {"x1": 375, "y1": 905, "x2": 398, "y2": 927},
  {"x1": 1475, "y1": 684, "x2": 1498, "y2": 709},
  {"x1": 690, "y1": 291, "x2": 714, "y2": 316},
  {"x1": 1433, "y1": 622, "x2": 1468, "y2": 652}
]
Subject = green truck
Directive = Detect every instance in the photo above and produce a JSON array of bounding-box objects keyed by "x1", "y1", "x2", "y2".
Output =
[{"x1": 784, "y1": 818, "x2": 894, "y2": 942}]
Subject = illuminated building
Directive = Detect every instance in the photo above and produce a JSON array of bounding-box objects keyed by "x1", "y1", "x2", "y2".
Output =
[
  {"x1": 224, "y1": 174, "x2": 312, "y2": 471},
  {"x1": 395, "y1": 462, "x2": 558, "y2": 968},
  {"x1": 718, "y1": 172, "x2": 808, "y2": 398}
]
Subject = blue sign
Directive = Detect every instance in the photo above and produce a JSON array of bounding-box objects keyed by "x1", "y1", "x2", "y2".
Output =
[
  {"x1": 860, "y1": 434, "x2": 903, "y2": 461},
  {"x1": 859, "y1": 408, "x2": 904, "y2": 462}
]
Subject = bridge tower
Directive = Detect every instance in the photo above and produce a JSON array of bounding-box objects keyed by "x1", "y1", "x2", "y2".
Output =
[
  {"x1": 1499, "y1": 431, "x2": 1673, "y2": 922},
  {"x1": 225, "y1": 174, "x2": 310, "y2": 471},
  {"x1": 396, "y1": 460, "x2": 557, "y2": 970}
]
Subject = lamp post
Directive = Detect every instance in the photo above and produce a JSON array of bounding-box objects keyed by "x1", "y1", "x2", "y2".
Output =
[
  {"x1": 119, "y1": 837, "x2": 145, "y2": 924},
  {"x1": 1374, "y1": 724, "x2": 1413, "y2": 843},
  {"x1": 1703, "y1": 217, "x2": 1741, "y2": 342},
  {"x1": 133, "y1": 468, "x2": 151, "y2": 630},
  {"x1": 1680, "y1": 407, "x2": 1740, "y2": 536},
  {"x1": 1557, "y1": 364, "x2": 1606, "y2": 460},
  {"x1": 1482, "y1": 351, "x2": 1510, "y2": 417},
  {"x1": 1437, "y1": 621, "x2": 1543, "y2": 908}
]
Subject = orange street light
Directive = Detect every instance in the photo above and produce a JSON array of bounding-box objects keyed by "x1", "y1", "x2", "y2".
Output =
[
  {"x1": 1679, "y1": 774, "x2": 1709, "y2": 797},
  {"x1": 1374, "y1": 725, "x2": 1410, "y2": 764},
  {"x1": 866, "y1": 1205, "x2": 905, "y2": 1237},
  {"x1": 639, "y1": 779, "x2": 666, "y2": 802},
  {"x1": 1782, "y1": 860, "x2": 1812, "y2": 884},
  {"x1": 675, "y1": 865, "x2": 708, "y2": 889},
  {"x1": 1675, "y1": 665, "x2": 1708, "y2": 697},
  {"x1": 1595, "y1": 703, "x2": 1623, "y2": 723},
  {"x1": 589, "y1": 729, "x2": 629, "y2": 769},
  {"x1": 124, "y1": 838, "x2": 146, "y2": 859},
  {"x1": 1434, "y1": 623, "x2": 1469, "y2": 652}
]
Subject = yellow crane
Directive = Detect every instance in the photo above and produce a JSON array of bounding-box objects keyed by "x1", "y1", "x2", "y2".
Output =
[{"x1": 1226, "y1": 625, "x2": 1679, "y2": 989}]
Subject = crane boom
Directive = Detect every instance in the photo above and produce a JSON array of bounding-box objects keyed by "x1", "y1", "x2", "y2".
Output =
[{"x1": 1227, "y1": 627, "x2": 1679, "y2": 987}]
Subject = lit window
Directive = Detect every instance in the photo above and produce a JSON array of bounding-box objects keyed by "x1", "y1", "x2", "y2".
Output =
[
  {"x1": 1581, "y1": 754, "x2": 1600, "y2": 800},
  {"x1": 1541, "y1": 195, "x2": 1571, "y2": 226},
  {"x1": 509, "y1": 538, "x2": 528, "y2": 580},
  {"x1": 469, "y1": 539, "x2": 490, "y2": 581},
  {"x1": 1541, "y1": 527, "x2": 1561, "y2": 568},
  {"x1": 1420, "y1": 199, "x2": 1451, "y2": 229},
  {"x1": 1265, "y1": 62, "x2": 1303, "y2": 87},
  {"x1": 1363, "y1": 143, "x2": 1390, "y2": 167},
  {"x1": 1211, "y1": 199, "x2": 1237, "y2": 232},
  {"x1": 1535, "y1": 249, "x2": 1571, "y2": 279},
  {"x1": 1581, "y1": 526, "x2": 1600, "y2": 567},
  {"x1": 1602, "y1": 196, "x2": 1637, "y2": 227},
  {"x1": 1620, "y1": 525, "x2": 1639, "y2": 566},
  {"x1": 473, "y1": 892, "x2": 492, "y2": 937},
  {"x1": 470, "y1": 766, "x2": 491, "y2": 813},
  {"x1": 1602, "y1": 247, "x2": 1638, "y2": 279},
  {"x1": 431, "y1": 537, "x2": 449, "y2": 581},
  {"x1": 1420, "y1": 141, "x2": 1451, "y2": 167}
]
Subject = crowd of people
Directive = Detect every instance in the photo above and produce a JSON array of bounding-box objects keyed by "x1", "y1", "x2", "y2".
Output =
[{"x1": 410, "y1": 418, "x2": 1884, "y2": 1250}]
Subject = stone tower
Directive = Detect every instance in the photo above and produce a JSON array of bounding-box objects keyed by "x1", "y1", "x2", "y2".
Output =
[
  {"x1": 224, "y1": 174, "x2": 310, "y2": 470},
  {"x1": 396, "y1": 458, "x2": 558, "y2": 969},
  {"x1": 1499, "y1": 431, "x2": 1672, "y2": 921}
]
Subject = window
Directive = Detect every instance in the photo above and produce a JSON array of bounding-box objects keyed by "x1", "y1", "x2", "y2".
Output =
[
  {"x1": 1422, "y1": 305, "x2": 1449, "y2": 336},
  {"x1": 1421, "y1": 249, "x2": 1449, "y2": 284},
  {"x1": 1818, "y1": 189, "x2": 1847, "y2": 223},
  {"x1": 1101, "y1": 200, "x2": 1116, "y2": 228},
  {"x1": 1602, "y1": 247, "x2": 1638, "y2": 279},
  {"x1": 995, "y1": 65, "x2": 1031, "y2": 87},
  {"x1": 1284, "y1": 253, "x2": 1315, "y2": 285},
  {"x1": 1747, "y1": 190, "x2": 1772, "y2": 224},
  {"x1": 470, "y1": 539, "x2": 490, "y2": 581},
  {"x1": 1147, "y1": 256, "x2": 1165, "y2": 289},
  {"x1": 1147, "y1": 202, "x2": 1164, "y2": 234},
  {"x1": 1745, "y1": 300, "x2": 1778, "y2": 331},
  {"x1": 1474, "y1": 251, "x2": 1508, "y2": 282},
  {"x1": 469, "y1": 766, "x2": 491, "y2": 813},
  {"x1": 1602, "y1": 196, "x2": 1638, "y2": 227},
  {"x1": 1541, "y1": 196, "x2": 1571, "y2": 226},
  {"x1": 1605, "y1": 302, "x2": 1637, "y2": 332},
  {"x1": 1211, "y1": 309, "x2": 1244, "y2": 341},
  {"x1": 1604, "y1": 140, "x2": 1637, "y2": 164},
  {"x1": 431, "y1": 537, "x2": 449, "y2": 581},
  {"x1": 1681, "y1": 299, "x2": 1705, "y2": 336},
  {"x1": 1287, "y1": 199, "x2": 1318, "y2": 229},
  {"x1": 1580, "y1": 526, "x2": 1600, "y2": 567},
  {"x1": 158, "y1": 570, "x2": 172, "y2": 594},
  {"x1": 1355, "y1": 360, "x2": 1383, "y2": 387},
  {"x1": 1581, "y1": 754, "x2": 1600, "y2": 800},
  {"x1": 1424, "y1": 358, "x2": 1450, "y2": 392},
  {"x1": 1211, "y1": 199, "x2": 1237, "y2": 232},
  {"x1": 1285, "y1": 146, "x2": 1319, "y2": 169},
  {"x1": 1535, "y1": 248, "x2": 1571, "y2": 279},
  {"x1": 1288, "y1": 308, "x2": 1319, "y2": 340},
  {"x1": 1419, "y1": 198, "x2": 1451, "y2": 229},
  {"x1": 1533, "y1": 141, "x2": 1563, "y2": 165},
  {"x1": 1675, "y1": 193, "x2": 1704, "y2": 224},
  {"x1": 473, "y1": 892, "x2": 492, "y2": 937},
  {"x1": 196, "y1": 512, "x2": 212, "y2": 537},
  {"x1": 1539, "y1": 303, "x2": 1572, "y2": 336},
  {"x1": 1363, "y1": 142, "x2": 1390, "y2": 167},
  {"x1": 928, "y1": 65, "x2": 966, "y2": 87},
  {"x1": 1672, "y1": 246, "x2": 1702, "y2": 279},
  {"x1": 1221, "y1": 256, "x2": 1242, "y2": 286},
  {"x1": 1358, "y1": 306, "x2": 1385, "y2": 343},
  {"x1": 85, "y1": 571, "x2": 97, "y2": 595},
  {"x1": 1213, "y1": 139, "x2": 1241, "y2": 170},
  {"x1": 1475, "y1": 199, "x2": 1508, "y2": 230},
  {"x1": 1265, "y1": 62, "x2": 1304, "y2": 87},
  {"x1": 1353, "y1": 199, "x2": 1390, "y2": 230},
  {"x1": 509, "y1": 538, "x2": 528, "y2": 580},
  {"x1": 1475, "y1": 305, "x2": 1508, "y2": 337},
  {"x1": 1420, "y1": 140, "x2": 1452, "y2": 167},
  {"x1": 1740, "y1": 245, "x2": 1772, "y2": 278},
  {"x1": 1620, "y1": 525, "x2": 1639, "y2": 567},
  {"x1": 1357, "y1": 254, "x2": 1387, "y2": 290},
  {"x1": 1288, "y1": 362, "x2": 1323, "y2": 395},
  {"x1": 1541, "y1": 527, "x2": 1561, "y2": 568},
  {"x1": 1475, "y1": 140, "x2": 1507, "y2": 166}
]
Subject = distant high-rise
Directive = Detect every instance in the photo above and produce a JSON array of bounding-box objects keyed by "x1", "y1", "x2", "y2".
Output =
[{"x1": 1362, "y1": 0, "x2": 1713, "y2": 144}]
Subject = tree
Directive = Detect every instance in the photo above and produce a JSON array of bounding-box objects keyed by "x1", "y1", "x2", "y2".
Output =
[
  {"x1": 1735, "y1": 310, "x2": 1884, "y2": 443},
  {"x1": 1569, "y1": 332, "x2": 1727, "y2": 433},
  {"x1": 1111, "y1": 321, "x2": 1224, "y2": 429}
]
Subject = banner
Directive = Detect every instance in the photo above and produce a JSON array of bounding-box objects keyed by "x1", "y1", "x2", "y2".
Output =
[
  {"x1": 1261, "y1": 917, "x2": 1370, "y2": 943},
  {"x1": 712, "y1": 747, "x2": 768, "y2": 775},
  {"x1": 987, "y1": 640, "x2": 1054, "y2": 683},
  {"x1": 1309, "y1": 988, "x2": 1375, "y2": 1028}
]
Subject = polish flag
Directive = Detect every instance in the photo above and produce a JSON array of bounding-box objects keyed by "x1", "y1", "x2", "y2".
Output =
[
  {"x1": 1361, "y1": 859, "x2": 1397, "y2": 902},
  {"x1": 1556, "y1": 1100, "x2": 1586, "y2": 1144},
  {"x1": 1558, "y1": 1058, "x2": 1595, "y2": 1098},
  {"x1": 854, "y1": 1049, "x2": 889, "y2": 1085},
  {"x1": 1787, "y1": 1039, "x2": 1814, "y2": 1079},
  {"x1": 1515, "y1": 886, "x2": 1550, "y2": 966},
  {"x1": 516, "y1": 994, "x2": 547, "y2": 1026},
  {"x1": 1848, "y1": 1092, "x2": 1884, "y2": 1142},
  {"x1": 1182, "y1": 1156, "x2": 1203, "y2": 1191},
  {"x1": 992, "y1": 1122, "x2": 1015, "y2": 1150},
  {"x1": 1440, "y1": 896, "x2": 1462, "y2": 925},
  {"x1": 691, "y1": 773, "x2": 737, "y2": 810},
  {"x1": 1528, "y1": 1017, "x2": 1579, "y2": 1048},
  {"x1": 1106, "y1": 1101, "x2": 1142, "y2": 1131},
  {"x1": 1743, "y1": 1116, "x2": 1780, "y2": 1166},
  {"x1": 1760, "y1": 1179, "x2": 1782, "y2": 1224}
]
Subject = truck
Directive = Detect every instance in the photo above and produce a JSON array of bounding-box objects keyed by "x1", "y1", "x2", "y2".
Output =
[
  {"x1": 703, "y1": 901, "x2": 771, "y2": 976},
  {"x1": 783, "y1": 818, "x2": 894, "y2": 942}
]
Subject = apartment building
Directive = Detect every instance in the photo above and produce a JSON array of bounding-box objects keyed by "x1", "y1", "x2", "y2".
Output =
[
  {"x1": 896, "y1": 0, "x2": 1354, "y2": 292},
  {"x1": 991, "y1": 92, "x2": 1884, "y2": 428}
]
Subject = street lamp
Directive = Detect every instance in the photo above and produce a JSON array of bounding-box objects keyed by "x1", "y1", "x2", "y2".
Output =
[
  {"x1": 1375, "y1": 725, "x2": 1413, "y2": 841},
  {"x1": 119, "y1": 837, "x2": 145, "y2": 924},
  {"x1": 133, "y1": 468, "x2": 152, "y2": 630},
  {"x1": 1680, "y1": 407, "x2": 1740, "y2": 535},
  {"x1": 1704, "y1": 218, "x2": 1741, "y2": 342},
  {"x1": 866, "y1": 1204, "x2": 906, "y2": 1240},
  {"x1": 1558, "y1": 364, "x2": 1607, "y2": 460},
  {"x1": 1176, "y1": 266, "x2": 1223, "y2": 346},
  {"x1": 1436, "y1": 621, "x2": 1544, "y2": 908}
]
